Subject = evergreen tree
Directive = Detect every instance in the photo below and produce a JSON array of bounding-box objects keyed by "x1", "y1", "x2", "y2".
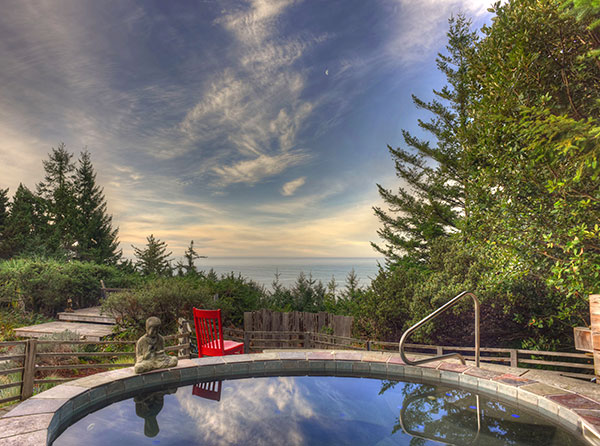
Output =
[
  {"x1": 132, "y1": 234, "x2": 172, "y2": 276},
  {"x1": 1, "y1": 184, "x2": 48, "y2": 257},
  {"x1": 176, "y1": 240, "x2": 205, "y2": 275},
  {"x1": 36, "y1": 143, "x2": 77, "y2": 257},
  {"x1": 0, "y1": 188, "x2": 8, "y2": 257},
  {"x1": 74, "y1": 150, "x2": 120, "y2": 264},
  {"x1": 372, "y1": 15, "x2": 477, "y2": 264}
]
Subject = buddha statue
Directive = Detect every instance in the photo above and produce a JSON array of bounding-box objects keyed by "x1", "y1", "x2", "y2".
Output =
[{"x1": 134, "y1": 316, "x2": 178, "y2": 374}]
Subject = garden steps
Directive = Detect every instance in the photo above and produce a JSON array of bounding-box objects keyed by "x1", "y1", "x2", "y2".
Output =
[
  {"x1": 57, "y1": 307, "x2": 116, "y2": 325},
  {"x1": 14, "y1": 307, "x2": 118, "y2": 341}
]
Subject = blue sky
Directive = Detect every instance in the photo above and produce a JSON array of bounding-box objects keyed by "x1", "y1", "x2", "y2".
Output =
[{"x1": 0, "y1": 0, "x2": 493, "y2": 259}]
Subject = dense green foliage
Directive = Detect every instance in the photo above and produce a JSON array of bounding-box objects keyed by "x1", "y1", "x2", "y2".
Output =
[
  {"x1": 102, "y1": 269, "x2": 363, "y2": 335},
  {"x1": 369, "y1": 0, "x2": 600, "y2": 350},
  {"x1": 0, "y1": 258, "x2": 139, "y2": 316}
]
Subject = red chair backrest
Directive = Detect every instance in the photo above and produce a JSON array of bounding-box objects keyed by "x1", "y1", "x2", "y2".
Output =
[{"x1": 193, "y1": 308, "x2": 224, "y2": 357}]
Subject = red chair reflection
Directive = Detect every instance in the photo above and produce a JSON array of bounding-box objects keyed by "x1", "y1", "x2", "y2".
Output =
[
  {"x1": 193, "y1": 308, "x2": 244, "y2": 357},
  {"x1": 192, "y1": 381, "x2": 222, "y2": 401}
]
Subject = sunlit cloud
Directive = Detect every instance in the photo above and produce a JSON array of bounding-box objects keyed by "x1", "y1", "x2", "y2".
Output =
[
  {"x1": 212, "y1": 152, "x2": 309, "y2": 187},
  {"x1": 281, "y1": 176, "x2": 306, "y2": 196}
]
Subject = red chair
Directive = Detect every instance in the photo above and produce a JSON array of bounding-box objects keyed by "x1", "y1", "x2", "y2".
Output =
[{"x1": 193, "y1": 308, "x2": 244, "y2": 357}]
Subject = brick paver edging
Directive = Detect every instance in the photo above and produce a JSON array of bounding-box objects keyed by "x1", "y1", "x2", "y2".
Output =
[{"x1": 1, "y1": 350, "x2": 600, "y2": 445}]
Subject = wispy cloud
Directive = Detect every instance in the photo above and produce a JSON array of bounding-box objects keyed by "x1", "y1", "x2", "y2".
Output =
[
  {"x1": 212, "y1": 152, "x2": 309, "y2": 187},
  {"x1": 281, "y1": 176, "x2": 306, "y2": 196},
  {"x1": 385, "y1": 0, "x2": 493, "y2": 65},
  {"x1": 177, "y1": 0, "x2": 320, "y2": 186}
]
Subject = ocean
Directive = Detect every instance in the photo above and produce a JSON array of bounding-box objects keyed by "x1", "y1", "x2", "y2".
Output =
[{"x1": 196, "y1": 257, "x2": 383, "y2": 290}]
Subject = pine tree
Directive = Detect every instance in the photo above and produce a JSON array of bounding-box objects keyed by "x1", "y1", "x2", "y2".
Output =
[
  {"x1": 372, "y1": 15, "x2": 477, "y2": 264},
  {"x1": 132, "y1": 234, "x2": 172, "y2": 276},
  {"x1": 0, "y1": 188, "x2": 8, "y2": 253},
  {"x1": 36, "y1": 143, "x2": 77, "y2": 257},
  {"x1": 176, "y1": 240, "x2": 205, "y2": 275},
  {"x1": 0, "y1": 188, "x2": 10, "y2": 258},
  {"x1": 1, "y1": 184, "x2": 48, "y2": 257},
  {"x1": 74, "y1": 150, "x2": 120, "y2": 264}
]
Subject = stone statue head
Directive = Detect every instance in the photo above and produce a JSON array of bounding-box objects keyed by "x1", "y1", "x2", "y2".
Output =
[{"x1": 145, "y1": 316, "x2": 161, "y2": 337}]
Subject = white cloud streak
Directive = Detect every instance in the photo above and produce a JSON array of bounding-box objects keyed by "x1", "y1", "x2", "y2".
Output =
[
  {"x1": 281, "y1": 176, "x2": 306, "y2": 196},
  {"x1": 178, "y1": 0, "x2": 320, "y2": 187},
  {"x1": 386, "y1": 0, "x2": 494, "y2": 65}
]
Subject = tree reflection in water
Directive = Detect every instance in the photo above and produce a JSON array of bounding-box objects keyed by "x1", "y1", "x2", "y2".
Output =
[{"x1": 381, "y1": 380, "x2": 582, "y2": 445}]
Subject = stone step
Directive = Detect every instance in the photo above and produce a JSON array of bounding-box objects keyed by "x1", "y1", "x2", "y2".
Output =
[
  {"x1": 13, "y1": 321, "x2": 116, "y2": 342},
  {"x1": 57, "y1": 306, "x2": 116, "y2": 324}
]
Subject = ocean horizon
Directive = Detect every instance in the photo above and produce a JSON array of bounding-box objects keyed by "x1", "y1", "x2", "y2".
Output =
[{"x1": 195, "y1": 257, "x2": 384, "y2": 290}]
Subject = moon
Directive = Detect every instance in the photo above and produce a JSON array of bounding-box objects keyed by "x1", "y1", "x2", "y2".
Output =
[{"x1": 325, "y1": 69, "x2": 329, "y2": 76}]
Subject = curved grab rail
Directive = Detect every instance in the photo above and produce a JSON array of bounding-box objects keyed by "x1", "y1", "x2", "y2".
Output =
[{"x1": 399, "y1": 291, "x2": 480, "y2": 367}]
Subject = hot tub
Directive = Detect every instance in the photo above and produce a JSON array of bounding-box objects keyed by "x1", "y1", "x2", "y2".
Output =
[{"x1": 2, "y1": 351, "x2": 600, "y2": 445}]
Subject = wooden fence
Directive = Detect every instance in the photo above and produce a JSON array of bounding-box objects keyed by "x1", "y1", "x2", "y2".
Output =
[
  {"x1": 243, "y1": 309, "x2": 353, "y2": 338},
  {"x1": 0, "y1": 334, "x2": 190, "y2": 405},
  {"x1": 1, "y1": 323, "x2": 594, "y2": 406},
  {"x1": 181, "y1": 319, "x2": 595, "y2": 380}
]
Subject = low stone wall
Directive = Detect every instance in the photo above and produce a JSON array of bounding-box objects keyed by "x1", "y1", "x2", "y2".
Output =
[{"x1": 2, "y1": 350, "x2": 600, "y2": 445}]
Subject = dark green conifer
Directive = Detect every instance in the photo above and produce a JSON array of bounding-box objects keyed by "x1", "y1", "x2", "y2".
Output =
[
  {"x1": 132, "y1": 234, "x2": 172, "y2": 276},
  {"x1": 36, "y1": 143, "x2": 77, "y2": 257},
  {"x1": 74, "y1": 150, "x2": 120, "y2": 264},
  {"x1": 372, "y1": 15, "x2": 477, "y2": 264}
]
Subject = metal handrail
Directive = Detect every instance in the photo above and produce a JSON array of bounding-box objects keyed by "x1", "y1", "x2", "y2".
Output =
[{"x1": 399, "y1": 291, "x2": 480, "y2": 367}]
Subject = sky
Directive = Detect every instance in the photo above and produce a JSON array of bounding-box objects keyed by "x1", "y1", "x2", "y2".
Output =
[{"x1": 0, "y1": 0, "x2": 495, "y2": 260}]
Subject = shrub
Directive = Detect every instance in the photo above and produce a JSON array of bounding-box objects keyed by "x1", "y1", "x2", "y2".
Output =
[
  {"x1": 103, "y1": 273, "x2": 265, "y2": 335},
  {"x1": 0, "y1": 258, "x2": 140, "y2": 316}
]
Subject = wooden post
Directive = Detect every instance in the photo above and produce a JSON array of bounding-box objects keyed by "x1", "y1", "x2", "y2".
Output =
[
  {"x1": 244, "y1": 331, "x2": 251, "y2": 353},
  {"x1": 367, "y1": 340, "x2": 371, "y2": 351},
  {"x1": 177, "y1": 318, "x2": 191, "y2": 359},
  {"x1": 590, "y1": 294, "x2": 600, "y2": 382},
  {"x1": 510, "y1": 349, "x2": 518, "y2": 368},
  {"x1": 304, "y1": 332, "x2": 313, "y2": 349},
  {"x1": 21, "y1": 339, "x2": 37, "y2": 400},
  {"x1": 436, "y1": 346, "x2": 443, "y2": 356},
  {"x1": 243, "y1": 312, "x2": 253, "y2": 332}
]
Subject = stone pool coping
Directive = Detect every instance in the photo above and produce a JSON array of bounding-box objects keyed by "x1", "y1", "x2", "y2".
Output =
[{"x1": 2, "y1": 350, "x2": 600, "y2": 445}]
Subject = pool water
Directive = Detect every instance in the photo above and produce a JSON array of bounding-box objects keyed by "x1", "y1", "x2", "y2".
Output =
[{"x1": 53, "y1": 376, "x2": 587, "y2": 446}]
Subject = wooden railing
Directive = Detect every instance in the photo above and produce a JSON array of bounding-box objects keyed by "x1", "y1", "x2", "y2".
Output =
[
  {"x1": 1, "y1": 323, "x2": 593, "y2": 406},
  {"x1": 0, "y1": 334, "x2": 191, "y2": 405},
  {"x1": 176, "y1": 319, "x2": 592, "y2": 381}
]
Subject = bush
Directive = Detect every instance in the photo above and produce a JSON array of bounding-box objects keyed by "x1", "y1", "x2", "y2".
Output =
[
  {"x1": 0, "y1": 258, "x2": 139, "y2": 316},
  {"x1": 357, "y1": 238, "x2": 583, "y2": 350},
  {"x1": 102, "y1": 274, "x2": 265, "y2": 334}
]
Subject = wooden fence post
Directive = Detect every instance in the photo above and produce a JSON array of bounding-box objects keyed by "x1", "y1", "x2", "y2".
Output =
[
  {"x1": 244, "y1": 331, "x2": 251, "y2": 353},
  {"x1": 304, "y1": 332, "x2": 313, "y2": 349},
  {"x1": 366, "y1": 340, "x2": 371, "y2": 351},
  {"x1": 177, "y1": 318, "x2": 191, "y2": 359},
  {"x1": 21, "y1": 338, "x2": 37, "y2": 400},
  {"x1": 510, "y1": 349, "x2": 518, "y2": 368}
]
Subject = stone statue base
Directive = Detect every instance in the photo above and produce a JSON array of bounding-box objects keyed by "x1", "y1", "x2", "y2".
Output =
[{"x1": 134, "y1": 354, "x2": 178, "y2": 374}]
